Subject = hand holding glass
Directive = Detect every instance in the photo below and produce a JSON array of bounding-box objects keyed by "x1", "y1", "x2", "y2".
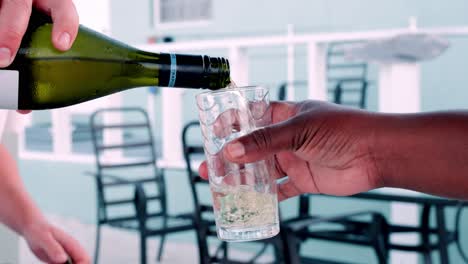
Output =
[{"x1": 196, "y1": 86, "x2": 279, "y2": 242}]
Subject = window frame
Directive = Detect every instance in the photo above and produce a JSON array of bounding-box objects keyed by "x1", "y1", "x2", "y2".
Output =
[{"x1": 153, "y1": 0, "x2": 212, "y2": 29}]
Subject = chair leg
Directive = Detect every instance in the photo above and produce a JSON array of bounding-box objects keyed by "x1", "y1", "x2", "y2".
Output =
[
  {"x1": 195, "y1": 225, "x2": 211, "y2": 264},
  {"x1": 222, "y1": 242, "x2": 228, "y2": 263},
  {"x1": 157, "y1": 235, "x2": 166, "y2": 262},
  {"x1": 280, "y1": 228, "x2": 301, "y2": 264},
  {"x1": 375, "y1": 244, "x2": 387, "y2": 264},
  {"x1": 94, "y1": 224, "x2": 101, "y2": 264},
  {"x1": 435, "y1": 205, "x2": 450, "y2": 264},
  {"x1": 371, "y1": 214, "x2": 389, "y2": 264},
  {"x1": 156, "y1": 218, "x2": 168, "y2": 262},
  {"x1": 421, "y1": 205, "x2": 433, "y2": 264},
  {"x1": 374, "y1": 231, "x2": 388, "y2": 264},
  {"x1": 140, "y1": 235, "x2": 147, "y2": 264},
  {"x1": 272, "y1": 239, "x2": 285, "y2": 264}
]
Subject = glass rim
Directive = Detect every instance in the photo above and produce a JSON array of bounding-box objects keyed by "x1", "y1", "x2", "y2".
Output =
[{"x1": 196, "y1": 85, "x2": 268, "y2": 100}]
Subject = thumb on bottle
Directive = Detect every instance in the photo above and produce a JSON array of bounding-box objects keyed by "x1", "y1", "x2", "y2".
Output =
[{"x1": 39, "y1": 236, "x2": 68, "y2": 263}]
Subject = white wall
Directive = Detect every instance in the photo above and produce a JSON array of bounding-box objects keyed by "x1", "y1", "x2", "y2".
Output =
[
  {"x1": 73, "y1": 0, "x2": 111, "y2": 34},
  {"x1": 0, "y1": 225, "x2": 19, "y2": 264}
]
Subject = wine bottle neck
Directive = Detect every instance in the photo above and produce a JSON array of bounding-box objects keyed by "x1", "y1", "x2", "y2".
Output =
[{"x1": 140, "y1": 52, "x2": 230, "y2": 90}]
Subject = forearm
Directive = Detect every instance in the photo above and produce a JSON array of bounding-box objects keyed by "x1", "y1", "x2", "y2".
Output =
[
  {"x1": 0, "y1": 145, "x2": 43, "y2": 234},
  {"x1": 373, "y1": 111, "x2": 468, "y2": 200}
]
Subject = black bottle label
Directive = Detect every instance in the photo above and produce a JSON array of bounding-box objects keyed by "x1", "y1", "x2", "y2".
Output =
[{"x1": 168, "y1": 53, "x2": 177, "y2": 87}]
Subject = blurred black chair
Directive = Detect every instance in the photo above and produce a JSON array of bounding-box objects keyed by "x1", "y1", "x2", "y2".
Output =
[
  {"x1": 327, "y1": 42, "x2": 369, "y2": 109},
  {"x1": 277, "y1": 43, "x2": 389, "y2": 263},
  {"x1": 352, "y1": 193, "x2": 461, "y2": 264},
  {"x1": 182, "y1": 121, "x2": 286, "y2": 264},
  {"x1": 282, "y1": 195, "x2": 390, "y2": 263},
  {"x1": 278, "y1": 42, "x2": 369, "y2": 109},
  {"x1": 89, "y1": 107, "x2": 194, "y2": 264},
  {"x1": 388, "y1": 203, "x2": 457, "y2": 264},
  {"x1": 277, "y1": 78, "x2": 368, "y2": 108}
]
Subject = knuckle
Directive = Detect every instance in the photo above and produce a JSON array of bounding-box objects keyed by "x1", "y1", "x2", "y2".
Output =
[
  {"x1": 0, "y1": 27, "x2": 24, "y2": 46},
  {"x1": 52, "y1": 0, "x2": 79, "y2": 26},
  {"x1": 66, "y1": 6, "x2": 79, "y2": 25},
  {"x1": 291, "y1": 115, "x2": 315, "y2": 151},
  {"x1": 6, "y1": 0, "x2": 31, "y2": 12},
  {"x1": 250, "y1": 127, "x2": 272, "y2": 150},
  {"x1": 0, "y1": 0, "x2": 32, "y2": 46},
  {"x1": 273, "y1": 155, "x2": 286, "y2": 177}
]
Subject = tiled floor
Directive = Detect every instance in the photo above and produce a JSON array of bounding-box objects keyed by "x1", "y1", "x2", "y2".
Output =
[{"x1": 19, "y1": 214, "x2": 273, "y2": 264}]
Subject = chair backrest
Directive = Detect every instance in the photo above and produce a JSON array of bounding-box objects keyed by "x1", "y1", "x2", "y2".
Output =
[
  {"x1": 181, "y1": 121, "x2": 214, "y2": 219},
  {"x1": 327, "y1": 42, "x2": 369, "y2": 109},
  {"x1": 89, "y1": 107, "x2": 166, "y2": 222},
  {"x1": 278, "y1": 43, "x2": 369, "y2": 109}
]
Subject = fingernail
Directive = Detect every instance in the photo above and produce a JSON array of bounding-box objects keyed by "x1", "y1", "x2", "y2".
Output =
[
  {"x1": 0, "y1": 47, "x2": 12, "y2": 67},
  {"x1": 58, "y1": 32, "x2": 71, "y2": 49},
  {"x1": 227, "y1": 141, "x2": 245, "y2": 158},
  {"x1": 55, "y1": 253, "x2": 68, "y2": 263}
]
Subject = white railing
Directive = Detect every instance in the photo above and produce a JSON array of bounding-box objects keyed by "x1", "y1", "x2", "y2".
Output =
[{"x1": 17, "y1": 20, "x2": 468, "y2": 169}]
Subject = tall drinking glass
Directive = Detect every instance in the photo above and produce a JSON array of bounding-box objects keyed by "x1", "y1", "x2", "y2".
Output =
[{"x1": 196, "y1": 86, "x2": 279, "y2": 242}]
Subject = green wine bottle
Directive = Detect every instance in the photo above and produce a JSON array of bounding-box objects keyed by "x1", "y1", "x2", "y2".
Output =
[{"x1": 1, "y1": 9, "x2": 230, "y2": 110}]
